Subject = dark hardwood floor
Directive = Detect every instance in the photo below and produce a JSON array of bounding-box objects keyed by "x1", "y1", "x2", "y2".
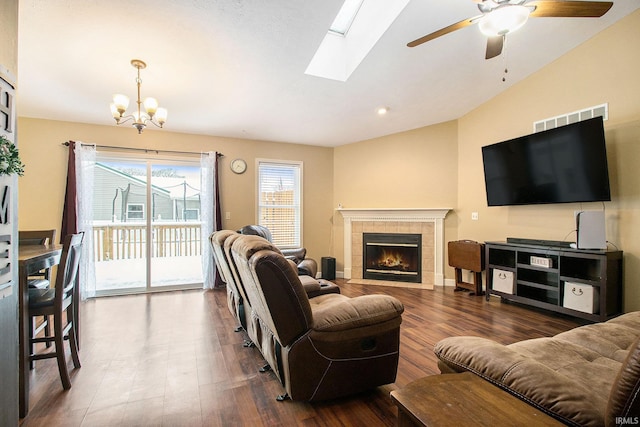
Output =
[{"x1": 20, "y1": 280, "x2": 584, "y2": 426}]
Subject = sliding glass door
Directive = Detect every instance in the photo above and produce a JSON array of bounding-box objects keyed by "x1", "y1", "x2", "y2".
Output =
[{"x1": 93, "y1": 156, "x2": 203, "y2": 295}]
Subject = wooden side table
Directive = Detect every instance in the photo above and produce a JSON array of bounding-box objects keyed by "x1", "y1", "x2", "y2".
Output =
[
  {"x1": 448, "y1": 240, "x2": 485, "y2": 295},
  {"x1": 390, "y1": 372, "x2": 562, "y2": 427}
]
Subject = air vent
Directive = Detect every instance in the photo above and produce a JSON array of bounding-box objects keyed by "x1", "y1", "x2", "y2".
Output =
[{"x1": 533, "y1": 103, "x2": 608, "y2": 132}]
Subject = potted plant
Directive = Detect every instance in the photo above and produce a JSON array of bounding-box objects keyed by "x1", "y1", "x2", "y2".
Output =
[{"x1": 0, "y1": 134, "x2": 24, "y2": 176}]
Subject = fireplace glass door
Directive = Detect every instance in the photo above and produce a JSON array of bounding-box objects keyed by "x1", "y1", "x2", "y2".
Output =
[{"x1": 363, "y1": 233, "x2": 421, "y2": 283}]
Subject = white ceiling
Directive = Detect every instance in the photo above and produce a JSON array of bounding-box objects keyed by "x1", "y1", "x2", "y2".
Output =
[{"x1": 17, "y1": 0, "x2": 640, "y2": 147}]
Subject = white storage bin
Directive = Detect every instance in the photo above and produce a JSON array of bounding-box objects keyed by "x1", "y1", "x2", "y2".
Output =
[
  {"x1": 563, "y1": 282, "x2": 599, "y2": 314},
  {"x1": 492, "y1": 269, "x2": 514, "y2": 294}
]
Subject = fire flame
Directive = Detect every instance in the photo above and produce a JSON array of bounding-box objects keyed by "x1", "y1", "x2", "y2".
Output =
[{"x1": 376, "y1": 249, "x2": 407, "y2": 269}]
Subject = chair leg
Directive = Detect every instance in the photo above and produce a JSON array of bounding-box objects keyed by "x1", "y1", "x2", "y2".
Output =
[
  {"x1": 43, "y1": 315, "x2": 51, "y2": 348},
  {"x1": 67, "y1": 306, "x2": 81, "y2": 369},
  {"x1": 28, "y1": 316, "x2": 35, "y2": 370},
  {"x1": 53, "y1": 313, "x2": 71, "y2": 390}
]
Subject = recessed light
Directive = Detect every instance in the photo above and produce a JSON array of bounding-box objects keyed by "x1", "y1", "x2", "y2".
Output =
[{"x1": 377, "y1": 107, "x2": 389, "y2": 115}]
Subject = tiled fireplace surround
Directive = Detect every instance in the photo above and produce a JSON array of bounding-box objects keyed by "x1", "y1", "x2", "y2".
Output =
[{"x1": 338, "y1": 208, "x2": 450, "y2": 289}]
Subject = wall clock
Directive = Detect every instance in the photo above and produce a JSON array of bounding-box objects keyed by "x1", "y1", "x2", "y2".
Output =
[{"x1": 230, "y1": 158, "x2": 247, "y2": 174}]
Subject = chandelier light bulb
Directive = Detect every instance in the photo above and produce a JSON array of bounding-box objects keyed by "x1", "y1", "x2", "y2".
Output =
[
  {"x1": 155, "y1": 108, "x2": 168, "y2": 126},
  {"x1": 109, "y1": 103, "x2": 120, "y2": 120},
  {"x1": 479, "y1": 5, "x2": 530, "y2": 37},
  {"x1": 143, "y1": 97, "x2": 158, "y2": 116},
  {"x1": 112, "y1": 94, "x2": 129, "y2": 114}
]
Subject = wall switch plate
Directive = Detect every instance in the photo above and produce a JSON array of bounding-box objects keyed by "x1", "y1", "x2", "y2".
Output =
[
  {"x1": 471, "y1": 212, "x2": 479, "y2": 220},
  {"x1": 225, "y1": 212, "x2": 231, "y2": 220}
]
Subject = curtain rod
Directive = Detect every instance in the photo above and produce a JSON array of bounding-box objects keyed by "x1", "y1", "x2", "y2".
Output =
[{"x1": 62, "y1": 141, "x2": 224, "y2": 157}]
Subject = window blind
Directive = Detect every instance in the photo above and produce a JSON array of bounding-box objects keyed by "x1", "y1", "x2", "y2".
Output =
[{"x1": 257, "y1": 161, "x2": 302, "y2": 248}]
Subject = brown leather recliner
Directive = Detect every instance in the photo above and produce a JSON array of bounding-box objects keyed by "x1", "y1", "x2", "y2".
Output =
[
  {"x1": 210, "y1": 230, "x2": 245, "y2": 330},
  {"x1": 210, "y1": 230, "x2": 339, "y2": 345},
  {"x1": 230, "y1": 234, "x2": 404, "y2": 401},
  {"x1": 238, "y1": 225, "x2": 318, "y2": 277}
]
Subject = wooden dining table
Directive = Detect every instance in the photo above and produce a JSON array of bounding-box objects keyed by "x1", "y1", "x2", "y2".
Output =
[{"x1": 18, "y1": 244, "x2": 62, "y2": 418}]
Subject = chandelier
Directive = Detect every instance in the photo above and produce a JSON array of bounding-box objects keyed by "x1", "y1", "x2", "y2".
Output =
[{"x1": 110, "y1": 59, "x2": 168, "y2": 134}]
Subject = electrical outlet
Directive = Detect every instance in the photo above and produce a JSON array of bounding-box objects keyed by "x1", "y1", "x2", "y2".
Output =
[
  {"x1": 225, "y1": 212, "x2": 231, "y2": 220},
  {"x1": 471, "y1": 212, "x2": 479, "y2": 220}
]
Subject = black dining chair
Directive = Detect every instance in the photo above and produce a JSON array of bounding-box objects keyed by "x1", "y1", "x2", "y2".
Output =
[
  {"x1": 28, "y1": 232, "x2": 83, "y2": 389},
  {"x1": 20, "y1": 229, "x2": 58, "y2": 349}
]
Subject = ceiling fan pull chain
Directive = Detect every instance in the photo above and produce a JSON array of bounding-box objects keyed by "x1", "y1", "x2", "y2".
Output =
[{"x1": 502, "y1": 35, "x2": 508, "y2": 82}]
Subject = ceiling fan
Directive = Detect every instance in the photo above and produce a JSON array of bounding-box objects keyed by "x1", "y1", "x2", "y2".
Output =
[{"x1": 407, "y1": 0, "x2": 614, "y2": 59}]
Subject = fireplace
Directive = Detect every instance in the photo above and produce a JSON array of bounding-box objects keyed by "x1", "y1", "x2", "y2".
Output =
[
  {"x1": 338, "y1": 208, "x2": 450, "y2": 288},
  {"x1": 363, "y1": 233, "x2": 422, "y2": 283}
]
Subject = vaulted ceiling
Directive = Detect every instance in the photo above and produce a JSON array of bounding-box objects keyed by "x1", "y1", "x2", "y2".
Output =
[{"x1": 17, "y1": 1, "x2": 640, "y2": 146}]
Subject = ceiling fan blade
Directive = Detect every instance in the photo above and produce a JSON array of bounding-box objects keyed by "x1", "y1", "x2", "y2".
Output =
[
  {"x1": 407, "y1": 15, "x2": 483, "y2": 47},
  {"x1": 528, "y1": 1, "x2": 613, "y2": 18},
  {"x1": 485, "y1": 36, "x2": 504, "y2": 59}
]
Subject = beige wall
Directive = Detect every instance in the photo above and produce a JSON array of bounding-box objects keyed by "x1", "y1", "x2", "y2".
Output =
[
  {"x1": 332, "y1": 11, "x2": 640, "y2": 312},
  {"x1": 17, "y1": 118, "x2": 334, "y2": 262},
  {"x1": 0, "y1": 0, "x2": 18, "y2": 74},
  {"x1": 457, "y1": 10, "x2": 640, "y2": 312},
  {"x1": 332, "y1": 121, "x2": 459, "y2": 272}
]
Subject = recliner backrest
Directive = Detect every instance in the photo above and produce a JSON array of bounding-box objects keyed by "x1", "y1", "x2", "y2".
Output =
[
  {"x1": 210, "y1": 230, "x2": 237, "y2": 287},
  {"x1": 238, "y1": 225, "x2": 272, "y2": 242},
  {"x1": 231, "y1": 235, "x2": 312, "y2": 346}
]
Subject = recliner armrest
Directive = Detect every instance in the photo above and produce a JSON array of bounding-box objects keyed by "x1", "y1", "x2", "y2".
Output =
[
  {"x1": 298, "y1": 276, "x2": 341, "y2": 298},
  {"x1": 311, "y1": 294, "x2": 403, "y2": 332},
  {"x1": 298, "y1": 275, "x2": 321, "y2": 294},
  {"x1": 296, "y1": 259, "x2": 317, "y2": 277},
  {"x1": 282, "y1": 248, "x2": 318, "y2": 277}
]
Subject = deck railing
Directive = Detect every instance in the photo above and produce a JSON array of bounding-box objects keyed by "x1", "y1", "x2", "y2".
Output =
[{"x1": 93, "y1": 221, "x2": 202, "y2": 262}]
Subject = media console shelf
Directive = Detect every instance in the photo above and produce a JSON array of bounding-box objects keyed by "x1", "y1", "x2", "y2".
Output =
[{"x1": 485, "y1": 241, "x2": 623, "y2": 322}]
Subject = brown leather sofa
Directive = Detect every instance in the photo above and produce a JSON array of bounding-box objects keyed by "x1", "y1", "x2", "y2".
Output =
[
  {"x1": 434, "y1": 311, "x2": 640, "y2": 427},
  {"x1": 229, "y1": 234, "x2": 405, "y2": 401}
]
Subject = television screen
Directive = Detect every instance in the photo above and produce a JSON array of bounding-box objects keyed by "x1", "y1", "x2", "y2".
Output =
[{"x1": 482, "y1": 117, "x2": 611, "y2": 206}]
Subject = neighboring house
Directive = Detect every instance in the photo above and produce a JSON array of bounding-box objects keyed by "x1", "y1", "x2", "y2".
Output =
[{"x1": 94, "y1": 163, "x2": 201, "y2": 222}]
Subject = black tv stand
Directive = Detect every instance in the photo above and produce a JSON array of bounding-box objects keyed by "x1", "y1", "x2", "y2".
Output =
[
  {"x1": 506, "y1": 237, "x2": 574, "y2": 248},
  {"x1": 485, "y1": 241, "x2": 623, "y2": 321}
]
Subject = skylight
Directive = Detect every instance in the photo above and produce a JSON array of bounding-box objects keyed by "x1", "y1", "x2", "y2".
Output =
[
  {"x1": 306, "y1": 0, "x2": 411, "y2": 82},
  {"x1": 328, "y1": 0, "x2": 364, "y2": 36}
]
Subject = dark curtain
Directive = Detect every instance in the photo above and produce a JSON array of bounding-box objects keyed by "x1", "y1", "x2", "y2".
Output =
[
  {"x1": 60, "y1": 141, "x2": 78, "y2": 243},
  {"x1": 214, "y1": 152, "x2": 224, "y2": 288}
]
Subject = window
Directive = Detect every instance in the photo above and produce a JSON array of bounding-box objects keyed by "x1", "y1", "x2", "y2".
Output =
[
  {"x1": 183, "y1": 209, "x2": 200, "y2": 221},
  {"x1": 257, "y1": 160, "x2": 302, "y2": 248},
  {"x1": 126, "y1": 203, "x2": 144, "y2": 220}
]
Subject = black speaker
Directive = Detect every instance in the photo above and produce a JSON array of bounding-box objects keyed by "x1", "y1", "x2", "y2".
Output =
[{"x1": 321, "y1": 257, "x2": 336, "y2": 280}]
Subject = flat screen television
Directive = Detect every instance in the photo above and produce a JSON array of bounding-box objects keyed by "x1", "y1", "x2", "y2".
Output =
[{"x1": 481, "y1": 117, "x2": 611, "y2": 206}]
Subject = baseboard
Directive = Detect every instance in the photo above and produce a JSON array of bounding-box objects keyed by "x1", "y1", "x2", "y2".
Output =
[{"x1": 444, "y1": 278, "x2": 456, "y2": 287}]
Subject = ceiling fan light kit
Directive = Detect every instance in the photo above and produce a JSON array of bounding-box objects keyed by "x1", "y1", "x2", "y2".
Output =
[
  {"x1": 478, "y1": 5, "x2": 530, "y2": 37},
  {"x1": 408, "y1": 0, "x2": 614, "y2": 59}
]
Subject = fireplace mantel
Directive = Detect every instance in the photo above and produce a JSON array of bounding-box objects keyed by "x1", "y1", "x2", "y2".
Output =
[{"x1": 338, "y1": 208, "x2": 451, "y2": 287}]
